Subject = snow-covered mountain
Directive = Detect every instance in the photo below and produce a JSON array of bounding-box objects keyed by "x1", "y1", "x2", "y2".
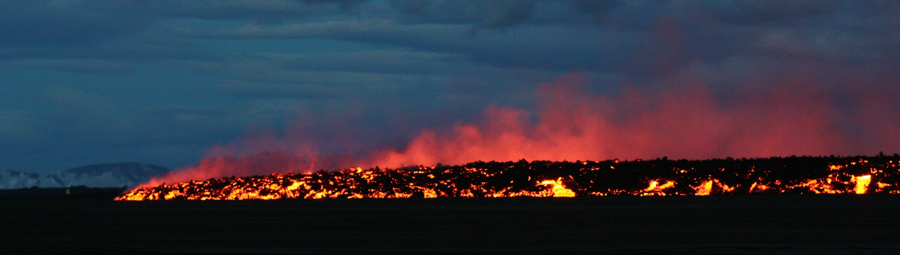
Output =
[{"x1": 0, "y1": 162, "x2": 170, "y2": 189}]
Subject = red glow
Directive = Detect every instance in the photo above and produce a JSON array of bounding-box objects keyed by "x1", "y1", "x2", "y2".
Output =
[
  {"x1": 366, "y1": 73, "x2": 845, "y2": 168},
  {"x1": 141, "y1": 73, "x2": 897, "y2": 187}
]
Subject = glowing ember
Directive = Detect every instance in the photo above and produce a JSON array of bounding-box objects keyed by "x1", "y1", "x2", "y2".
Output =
[{"x1": 118, "y1": 156, "x2": 900, "y2": 201}]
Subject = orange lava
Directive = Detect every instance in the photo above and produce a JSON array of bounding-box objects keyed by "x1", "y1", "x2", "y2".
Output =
[{"x1": 118, "y1": 156, "x2": 900, "y2": 201}]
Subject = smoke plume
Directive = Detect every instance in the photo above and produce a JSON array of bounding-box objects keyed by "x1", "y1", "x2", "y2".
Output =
[{"x1": 142, "y1": 73, "x2": 898, "y2": 186}]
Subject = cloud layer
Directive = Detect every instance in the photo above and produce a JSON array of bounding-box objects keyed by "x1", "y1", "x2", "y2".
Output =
[{"x1": 1, "y1": 0, "x2": 898, "y2": 174}]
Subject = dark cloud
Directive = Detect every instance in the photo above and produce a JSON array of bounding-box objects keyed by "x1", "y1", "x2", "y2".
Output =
[
  {"x1": 298, "y1": 0, "x2": 371, "y2": 10},
  {"x1": 570, "y1": 0, "x2": 622, "y2": 21},
  {"x1": 386, "y1": 0, "x2": 629, "y2": 29},
  {"x1": 694, "y1": 0, "x2": 844, "y2": 26},
  {"x1": 214, "y1": 80, "x2": 355, "y2": 100},
  {"x1": 0, "y1": 1, "x2": 152, "y2": 47},
  {"x1": 187, "y1": 19, "x2": 643, "y2": 74},
  {"x1": 0, "y1": 58, "x2": 131, "y2": 74},
  {"x1": 283, "y1": 50, "x2": 465, "y2": 74},
  {"x1": 145, "y1": 0, "x2": 361, "y2": 22},
  {"x1": 388, "y1": 0, "x2": 539, "y2": 29}
]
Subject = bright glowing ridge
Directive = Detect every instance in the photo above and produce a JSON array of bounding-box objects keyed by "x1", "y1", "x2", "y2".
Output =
[{"x1": 117, "y1": 156, "x2": 900, "y2": 201}]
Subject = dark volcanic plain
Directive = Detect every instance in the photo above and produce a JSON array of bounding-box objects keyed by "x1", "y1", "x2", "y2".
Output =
[{"x1": 2, "y1": 193, "x2": 900, "y2": 255}]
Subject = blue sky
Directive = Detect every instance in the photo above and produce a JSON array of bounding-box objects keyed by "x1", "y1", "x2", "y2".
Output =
[{"x1": 2, "y1": 0, "x2": 899, "y2": 174}]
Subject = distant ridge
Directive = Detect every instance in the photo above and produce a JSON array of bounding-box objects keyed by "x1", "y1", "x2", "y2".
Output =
[{"x1": 0, "y1": 162, "x2": 170, "y2": 189}]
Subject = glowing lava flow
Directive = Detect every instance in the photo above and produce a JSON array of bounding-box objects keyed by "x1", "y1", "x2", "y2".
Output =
[
  {"x1": 540, "y1": 178, "x2": 576, "y2": 197},
  {"x1": 117, "y1": 156, "x2": 900, "y2": 201},
  {"x1": 641, "y1": 180, "x2": 675, "y2": 196},
  {"x1": 854, "y1": 175, "x2": 871, "y2": 194}
]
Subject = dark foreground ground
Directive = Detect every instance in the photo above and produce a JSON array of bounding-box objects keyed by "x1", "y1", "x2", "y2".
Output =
[{"x1": 2, "y1": 193, "x2": 899, "y2": 255}]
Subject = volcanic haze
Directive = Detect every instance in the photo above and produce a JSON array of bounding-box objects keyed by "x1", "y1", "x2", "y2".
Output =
[{"x1": 143, "y1": 73, "x2": 900, "y2": 187}]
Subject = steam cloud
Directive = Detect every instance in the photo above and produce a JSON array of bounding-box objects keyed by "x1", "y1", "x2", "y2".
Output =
[{"x1": 143, "y1": 73, "x2": 899, "y2": 187}]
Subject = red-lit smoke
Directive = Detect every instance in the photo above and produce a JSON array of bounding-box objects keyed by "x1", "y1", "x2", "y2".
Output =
[
  {"x1": 368, "y1": 73, "x2": 846, "y2": 167},
  {"x1": 141, "y1": 73, "x2": 897, "y2": 187}
]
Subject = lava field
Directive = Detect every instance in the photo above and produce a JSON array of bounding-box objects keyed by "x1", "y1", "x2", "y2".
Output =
[{"x1": 117, "y1": 155, "x2": 900, "y2": 201}]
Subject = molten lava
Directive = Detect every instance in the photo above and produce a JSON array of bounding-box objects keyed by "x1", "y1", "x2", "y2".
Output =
[
  {"x1": 117, "y1": 155, "x2": 900, "y2": 201},
  {"x1": 540, "y1": 178, "x2": 576, "y2": 197}
]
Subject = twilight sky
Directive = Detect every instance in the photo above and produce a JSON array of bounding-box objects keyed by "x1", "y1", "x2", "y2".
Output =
[{"x1": 2, "y1": 0, "x2": 899, "y2": 175}]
